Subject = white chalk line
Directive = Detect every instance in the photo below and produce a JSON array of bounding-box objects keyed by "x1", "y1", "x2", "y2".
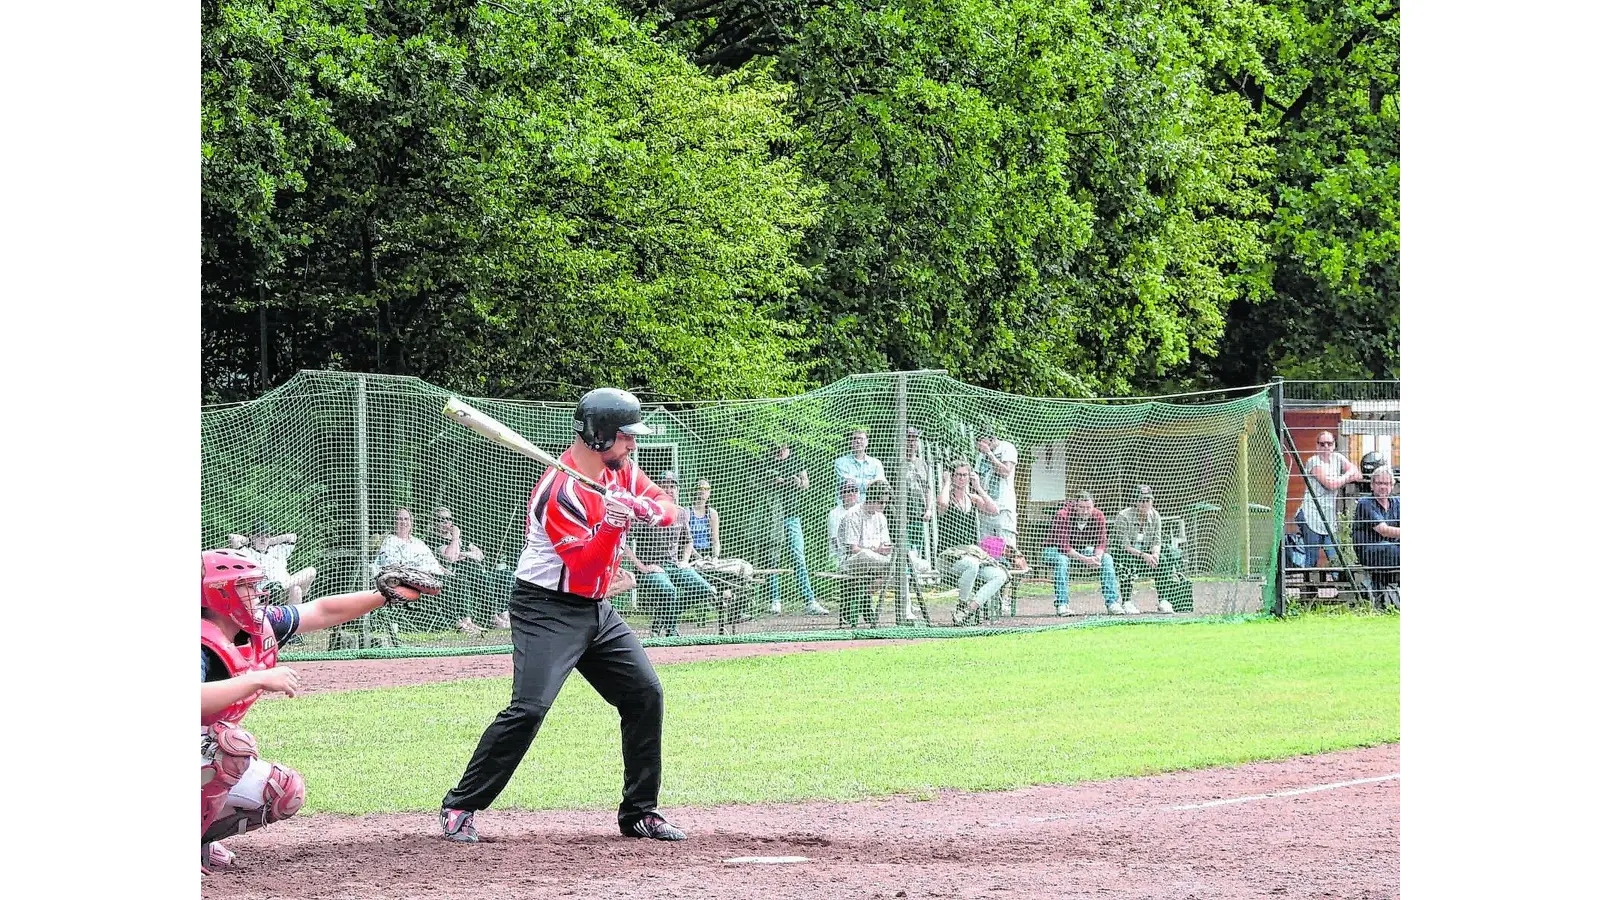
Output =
[
  {"x1": 1168, "y1": 773, "x2": 1400, "y2": 810},
  {"x1": 983, "y1": 772, "x2": 1400, "y2": 827}
]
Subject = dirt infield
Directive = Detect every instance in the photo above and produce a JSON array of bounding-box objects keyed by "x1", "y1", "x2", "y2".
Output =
[
  {"x1": 204, "y1": 744, "x2": 1398, "y2": 899},
  {"x1": 289, "y1": 639, "x2": 924, "y2": 695}
]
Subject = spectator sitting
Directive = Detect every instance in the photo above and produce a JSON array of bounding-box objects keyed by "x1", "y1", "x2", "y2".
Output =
[
  {"x1": 838, "y1": 481, "x2": 895, "y2": 626},
  {"x1": 684, "y1": 479, "x2": 721, "y2": 563},
  {"x1": 432, "y1": 505, "x2": 498, "y2": 637},
  {"x1": 620, "y1": 472, "x2": 715, "y2": 637},
  {"x1": 826, "y1": 480, "x2": 862, "y2": 569},
  {"x1": 1351, "y1": 465, "x2": 1400, "y2": 591},
  {"x1": 371, "y1": 507, "x2": 448, "y2": 632},
  {"x1": 937, "y1": 459, "x2": 1009, "y2": 625},
  {"x1": 227, "y1": 522, "x2": 316, "y2": 606},
  {"x1": 833, "y1": 428, "x2": 888, "y2": 497},
  {"x1": 1041, "y1": 491, "x2": 1120, "y2": 616},
  {"x1": 1109, "y1": 485, "x2": 1183, "y2": 615}
]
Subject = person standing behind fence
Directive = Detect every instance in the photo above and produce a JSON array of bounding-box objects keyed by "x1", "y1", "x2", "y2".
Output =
[
  {"x1": 1298, "y1": 431, "x2": 1364, "y2": 568},
  {"x1": 976, "y1": 426, "x2": 1020, "y2": 547},
  {"x1": 834, "y1": 428, "x2": 888, "y2": 496},
  {"x1": 1042, "y1": 491, "x2": 1120, "y2": 616},
  {"x1": 901, "y1": 426, "x2": 937, "y2": 562},
  {"x1": 766, "y1": 442, "x2": 827, "y2": 616}
]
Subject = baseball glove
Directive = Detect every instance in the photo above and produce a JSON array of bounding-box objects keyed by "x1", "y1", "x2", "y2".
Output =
[{"x1": 374, "y1": 566, "x2": 443, "y2": 605}]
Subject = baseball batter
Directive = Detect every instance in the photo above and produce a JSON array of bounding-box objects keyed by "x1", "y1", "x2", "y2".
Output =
[
  {"x1": 439, "y1": 388, "x2": 689, "y2": 843},
  {"x1": 200, "y1": 549, "x2": 440, "y2": 874}
]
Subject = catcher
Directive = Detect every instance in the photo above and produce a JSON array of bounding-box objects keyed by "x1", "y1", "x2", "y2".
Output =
[{"x1": 199, "y1": 549, "x2": 440, "y2": 874}]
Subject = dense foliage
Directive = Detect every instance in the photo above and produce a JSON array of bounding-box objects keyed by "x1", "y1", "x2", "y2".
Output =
[{"x1": 203, "y1": 0, "x2": 1398, "y2": 402}]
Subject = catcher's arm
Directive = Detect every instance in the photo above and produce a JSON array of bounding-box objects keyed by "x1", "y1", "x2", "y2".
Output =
[{"x1": 295, "y1": 568, "x2": 442, "y2": 632}]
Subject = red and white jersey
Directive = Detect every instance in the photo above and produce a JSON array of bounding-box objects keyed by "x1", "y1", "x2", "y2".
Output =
[{"x1": 515, "y1": 449, "x2": 676, "y2": 599}]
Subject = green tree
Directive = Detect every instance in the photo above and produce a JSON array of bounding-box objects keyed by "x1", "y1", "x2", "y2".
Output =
[
  {"x1": 1186, "y1": 0, "x2": 1400, "y2": 384},
  {"x1": 776, "y1": 0, "x2": 1271, "y2": 395},
  {"x1": 203, "y1": 0, "x2": 821, "y2": 403}
]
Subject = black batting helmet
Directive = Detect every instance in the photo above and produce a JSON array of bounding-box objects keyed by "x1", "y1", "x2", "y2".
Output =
[{"x1": 574, "y1": 388, "x2": 653, "y2": 452}]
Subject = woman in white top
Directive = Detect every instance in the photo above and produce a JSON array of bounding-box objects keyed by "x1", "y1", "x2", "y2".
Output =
[{"x1": 372, "y1": 507, "x2": 448, "y2": 631}]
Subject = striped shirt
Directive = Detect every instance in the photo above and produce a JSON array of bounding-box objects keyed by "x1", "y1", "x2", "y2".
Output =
[{"x1": 514, "y1": 449, "x2": 675, "y2": 599}]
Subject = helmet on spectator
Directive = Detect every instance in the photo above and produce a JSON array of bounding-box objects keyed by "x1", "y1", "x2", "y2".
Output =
[
  {"x1": 201, "y1": 549, "x2": 268, "y2": 635},
  {"x1": 574, "y1": 388, "x2": 654, "y2": 452}
]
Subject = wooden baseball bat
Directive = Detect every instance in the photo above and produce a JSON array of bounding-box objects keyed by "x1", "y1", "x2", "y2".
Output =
[{"x1": 442, "y1": 397, "x2": 608, "y2": 494}]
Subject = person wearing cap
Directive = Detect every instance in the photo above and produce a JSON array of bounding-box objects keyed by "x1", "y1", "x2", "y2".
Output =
[
  {"x1": 765, "y1": 442, "x2": 827, "y2": 616},
  {"x1": 838, "y1": 481, "x2": 895, "y2": 626},
  {"x1": 226, "y1": 522, "x2": 316, "y2": 606},
  {"x1": 620, "y1": 471, "x2": 715, "y2": 637},
  {"x1": 975, "y1": 426, "x2": 1020, "y2": 546},
  {"x1": 826, "y1": 479, "x2": 863, "y2": 569},
  {"x1": 1042, "y1": 491, "x2": 1120, "y2": 616},
  {"x1": 833, "y1": 428, "x2": 888, "y2": 497},
  {"x1": 1110, "y1": 485, "x2": 1182, "y2": 615}
]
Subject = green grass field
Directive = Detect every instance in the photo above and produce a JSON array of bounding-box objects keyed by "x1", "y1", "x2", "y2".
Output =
[{"x1": 250, "y1": 614, "x2": 1399, "y2": 815}]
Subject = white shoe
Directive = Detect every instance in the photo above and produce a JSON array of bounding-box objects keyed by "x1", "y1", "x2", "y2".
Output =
[
  {"x1": 202, "y1": 841, "x2": 235, "y2": 872},
  {"x1": 1055, "y1": 603, "x2": 1070, "y2": 616},
  {"x1": 804, "y1": 602, "x2": 830, "y2": 616},
  {"x1": 1122, "y1": 600, "x2": 1140, "y2": 615},
  {"x1": 490, "y1": 611, "x2": 511, "y2": 630},
  {"x1": 457, "y1": 618, "x2": 484, "y2": 636},
  {"x1": 1106, "y1": 603, "x2": 1124, "y2": 615},
  {"x1": 770, "y1": 600, "x2": 783, "y2": 614},
  {"x1": 1157, "y1": 599, "x2": 1174, "y2": 614}
]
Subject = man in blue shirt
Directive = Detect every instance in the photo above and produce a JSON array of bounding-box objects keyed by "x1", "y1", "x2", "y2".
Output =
[{"x1": 833, "y1": 428, "x2": 887, "y2": 496}]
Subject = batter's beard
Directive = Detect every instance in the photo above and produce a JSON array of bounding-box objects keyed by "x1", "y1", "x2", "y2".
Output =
[{"x1": 602, "y1": 452, "x2": 627, "y2": 471}]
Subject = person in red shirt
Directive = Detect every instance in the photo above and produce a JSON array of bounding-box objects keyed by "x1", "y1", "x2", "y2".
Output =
[
  {"x1": 1041, "y1": 490, "x2": 1121, "y2": 615},
  {"x1": 439, "y1": 388, "x2": 690, "y2": 843}
]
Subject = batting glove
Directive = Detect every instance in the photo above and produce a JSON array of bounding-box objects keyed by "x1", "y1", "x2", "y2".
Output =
[{"x1": 605, "y1": 490, "x2": 668, "y2": 527}]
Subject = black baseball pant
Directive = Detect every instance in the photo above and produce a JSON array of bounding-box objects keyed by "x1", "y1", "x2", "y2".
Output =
[{"x1": 441, "y1": 578, "x2": 665, "y2": 823}]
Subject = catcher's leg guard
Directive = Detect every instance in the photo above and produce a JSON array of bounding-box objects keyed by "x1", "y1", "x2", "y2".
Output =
[
  {"x1": 202, "y1": 758, "x2": 306, "y2": 844},
  {"x1": 201, "y1": 721, "x2": 259, "y2": 838}
]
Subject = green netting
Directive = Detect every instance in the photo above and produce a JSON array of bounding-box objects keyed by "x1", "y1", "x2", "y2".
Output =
[{"x1": 200, "y1": 371, "x2": 1287, "y2": 659}]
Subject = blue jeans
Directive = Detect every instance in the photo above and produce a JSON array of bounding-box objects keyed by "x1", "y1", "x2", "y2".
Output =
[
  {"x1": 1042, "y1": 547, "x2": 1119, "y2": 609},
  {"x1": 638, "y1": 567, "x2": 715, "y2": 632},
  {"x1": 1297, "y1": 510, "x2": 1338, "y2": 567},
  {"x1": 768, "y1": 515, "x2": 817, "y2": 606}
]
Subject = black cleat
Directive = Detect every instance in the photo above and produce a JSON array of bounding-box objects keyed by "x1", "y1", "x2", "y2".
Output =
[{"x1": 622, "y1": 812, "x2": 688, "y2": 841}]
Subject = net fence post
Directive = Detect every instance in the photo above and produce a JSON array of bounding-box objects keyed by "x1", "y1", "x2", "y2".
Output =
[
  {"x1": 894, "y1": 371, "x2": 911, "y2": 624},
  {"x1": 356, "y1": 374, "x2": 374, "y2": 645},
  {"x1": 1270, "y1": 376, "x2": 1287, "y2": 618}
]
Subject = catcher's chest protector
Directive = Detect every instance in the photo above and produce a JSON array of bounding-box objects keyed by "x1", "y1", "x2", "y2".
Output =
[{"x1": 200, "y1": 618, "x2": 278, "y2": 727}]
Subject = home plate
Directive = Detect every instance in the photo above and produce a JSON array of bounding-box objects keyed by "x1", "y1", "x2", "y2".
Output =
[{"x1": 724, "y1": 856, "x2": 811, "y2": 864}]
